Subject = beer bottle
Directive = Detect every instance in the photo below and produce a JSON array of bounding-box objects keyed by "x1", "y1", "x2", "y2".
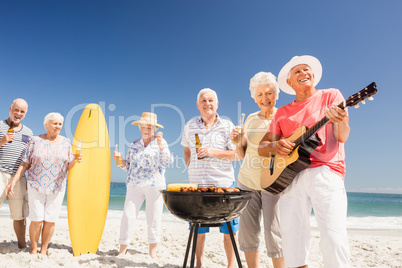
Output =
[
  {"x1": 231, "y1": 113, "x2": 245, "y2": 144},
  {"x1": 115, "y1": 144, "x2": 122, "y2": 166},
  {"x1": 75, "y1": 140, "x2": 81, "y2": 161},
  {"x1": 195, "y1": 134, "x2": 204, "y2": 159},
  {"x1": 7, "y1": 121, "x2": 14, "y2": 143}
]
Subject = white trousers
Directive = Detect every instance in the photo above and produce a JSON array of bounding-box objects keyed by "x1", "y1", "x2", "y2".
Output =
[
  {"x1": 119, "y1": 185, "x2": 163, "y2": 245},
  {"x1": 279, "y1": 166, "x2": 350, "y2": 268}
]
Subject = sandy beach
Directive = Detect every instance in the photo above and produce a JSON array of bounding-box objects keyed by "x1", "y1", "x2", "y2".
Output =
[{"x1": 0, "y1": 205, "x2": 401, "y2": 268}]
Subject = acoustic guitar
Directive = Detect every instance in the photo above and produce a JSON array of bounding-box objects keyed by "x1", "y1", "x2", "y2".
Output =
[{"x1": 260, "y1": 82, "x2": 377, "y2": 194}]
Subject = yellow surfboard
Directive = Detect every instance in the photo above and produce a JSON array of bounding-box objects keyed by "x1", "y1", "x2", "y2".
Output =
[{"x1": 67, "y1": 103, "x2": 111, "y2": 256}]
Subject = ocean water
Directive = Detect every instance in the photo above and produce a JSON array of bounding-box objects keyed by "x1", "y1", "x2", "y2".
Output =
[{"x1": 106, "y1": 182, "x2": 402, "y2": 230}]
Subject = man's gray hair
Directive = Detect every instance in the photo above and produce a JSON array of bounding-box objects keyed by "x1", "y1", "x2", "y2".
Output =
[
  {"x1": 197, "y1": 88, "x2": 218, "y2": 103},
  {"x1": 10, "y1": 98, "x2": 28, "y2": 112}
]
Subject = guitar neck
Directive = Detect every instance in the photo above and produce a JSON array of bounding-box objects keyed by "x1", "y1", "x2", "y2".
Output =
[
  {"x1": 293, "y1": 116, "x2": 330, "y2": 147},
  {"x1": 292, "y1": 82, "x2": 377, "y2": 148},
  {"x1": 294, "y1": 101, "x2": 346, "y2": 146}
]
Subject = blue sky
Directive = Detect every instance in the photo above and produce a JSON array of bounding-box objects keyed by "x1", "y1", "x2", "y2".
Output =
[{"x1": 1, "y1": 0, "x2": 401, "y2": 193}]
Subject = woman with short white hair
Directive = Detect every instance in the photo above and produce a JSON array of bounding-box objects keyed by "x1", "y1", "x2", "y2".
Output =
[
  {"x1": 231, "y1": 72, "x2": 285, "y2": 267},
  {"x1": 6, "y1": 112, "x2": 81, "y2": 255}
]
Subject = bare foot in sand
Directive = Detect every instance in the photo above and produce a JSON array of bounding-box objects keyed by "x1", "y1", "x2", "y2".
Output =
[
  {"x1": 39, "y1": 249, "x2": 48, "y2": 256},
  {"x1": 118, "y1": 244, "x2": 128, "y2": 256},
  {"x1": 30, "y1": 247, "x2": 37, "y2": 255},
  {"x1": 149, "y1": 243, "x2": 158, "y2": 259},
  {"x1": 18, "y1": 243, "x2": 28, "y2": 249}
]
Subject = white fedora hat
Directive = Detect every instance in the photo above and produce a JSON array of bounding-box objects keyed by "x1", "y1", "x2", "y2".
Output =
[
  {"x1": 131, "y1": 112, "x2": 164, "y2": 129},
  {"x1": 277, "y1": 55, "x2": 322, "y2": 95}
]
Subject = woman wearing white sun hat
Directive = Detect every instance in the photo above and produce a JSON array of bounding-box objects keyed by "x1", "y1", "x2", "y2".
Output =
[
  {"x1": 115, "y1": 112, "x2": 174, "y2": 258},
  {"x1": 259, "y1": 55, "x2": 351, "y2": 268}
]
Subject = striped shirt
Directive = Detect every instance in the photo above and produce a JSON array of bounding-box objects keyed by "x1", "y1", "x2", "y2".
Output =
[
  {"x1": 0, "y1": 120, "x2": 33, "y2": 175},
  {"x1": 181, "y1": 115, "x2": 235, "y2": 187}
]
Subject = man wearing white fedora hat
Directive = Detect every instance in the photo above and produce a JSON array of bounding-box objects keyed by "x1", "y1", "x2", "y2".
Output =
[{"x1": 259, "y1": 55, "x2": 351, "y2": 267}]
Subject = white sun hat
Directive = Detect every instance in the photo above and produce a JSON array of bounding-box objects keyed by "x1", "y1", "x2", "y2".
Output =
[
  {"x1": 131, "y1": 112, "x2": 164, "y2": 128},
  {"x1": 277, "y1": 55, "x2": 322, "y2": 95}
]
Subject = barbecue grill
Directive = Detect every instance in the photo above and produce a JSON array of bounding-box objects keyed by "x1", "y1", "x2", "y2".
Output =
[{"x1": 161, "y1": 189, "x2": 251, "y2": 268}]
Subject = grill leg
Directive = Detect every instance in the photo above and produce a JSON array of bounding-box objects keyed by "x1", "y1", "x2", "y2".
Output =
[
  {"x1": 183, "y1": 223, "x2": 195, "y2": 268},
  {"x1": 226, "y1": 221, "x2": 242, "y2": 268},
  {"x1": 190, "y1": 223, "x2": 200, "y2": 268}
]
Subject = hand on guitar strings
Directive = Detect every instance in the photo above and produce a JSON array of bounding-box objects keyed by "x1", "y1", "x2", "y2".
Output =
[{"x1": 276, "y1": 139, "x2": 295, "y2": 157}]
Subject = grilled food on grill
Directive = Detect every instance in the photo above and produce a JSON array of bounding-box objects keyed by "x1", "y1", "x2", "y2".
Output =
[
  {"x1": 180, "y1": 186, "x2": 240, "y2": 193},
  {"x1": 167, "y1": 183, "x2": 197, "y2": 192}
]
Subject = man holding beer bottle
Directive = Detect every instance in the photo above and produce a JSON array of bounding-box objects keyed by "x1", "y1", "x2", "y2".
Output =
[
  {"x1": 181, "y1": 88, "x2": 238, "y2": 268},
  {"x1": 0, "y1": 98, "x2": 33, "y2": 249}
]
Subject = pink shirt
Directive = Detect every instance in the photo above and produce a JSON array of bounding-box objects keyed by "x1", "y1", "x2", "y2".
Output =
[
  {"x1": 267, "y1": 89, "x2": 347, "y2": 179},
  {"x1": 22, "y1": 136, "x2": 73, "y2": 194}
]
